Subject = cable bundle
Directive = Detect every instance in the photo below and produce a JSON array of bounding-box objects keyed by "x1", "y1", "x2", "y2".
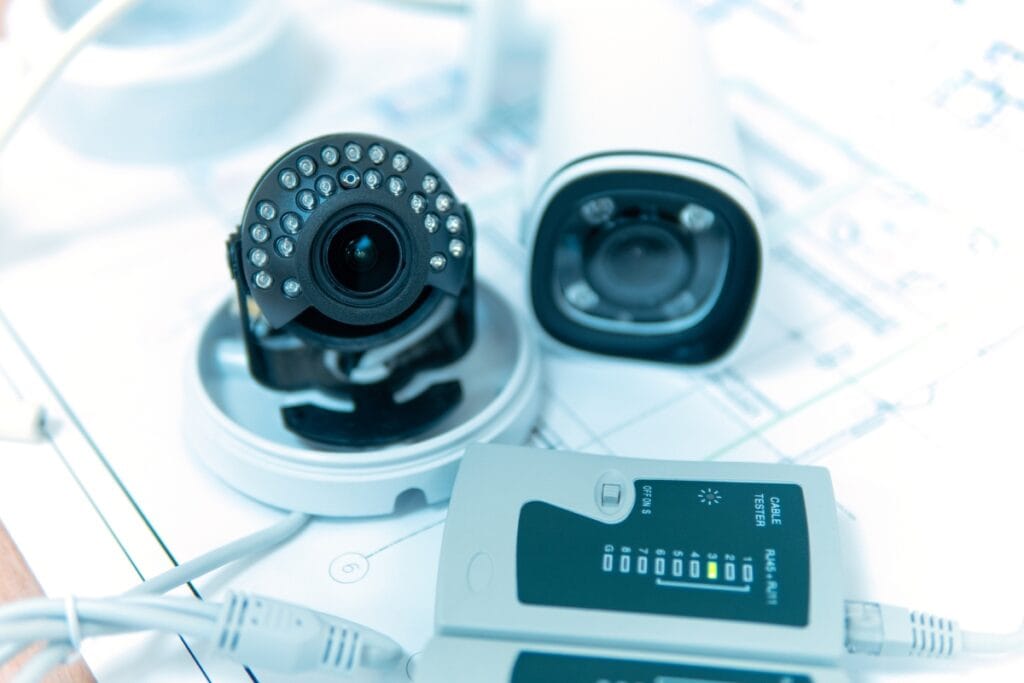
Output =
[{"x1": 0, "y1": 512, "x2": 404, "y2": 682}]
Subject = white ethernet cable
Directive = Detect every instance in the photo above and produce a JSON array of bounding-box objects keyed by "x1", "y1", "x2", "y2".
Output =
[
  {"x1": 0, "y1": 0, "x2": 144, "y2": 152},
  {"x1": 845, "y1": 600, "x2": 1024, "y2": 659},
  {"x1": 0, "y1": 0, "x2": 472, "y2": 155},
  {"x1": 4, "y1": 442, "x2": 1023, "y2": 682},
  {"x1": 0, "y1": 592, "x2": 403, "y2": 679},
  {"x1": 0, "y1": 511, "x2": 405, "y2": 682}
]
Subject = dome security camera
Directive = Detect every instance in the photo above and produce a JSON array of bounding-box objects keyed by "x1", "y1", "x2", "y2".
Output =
[
  {"x1": 228, "y1": 133, "x2": 476, "y2": 447},
  {"x1": 190, "y1": 133, "x2": 542, "y2": 516},
  {"x1": 523, "y1": 2, "x2": 763, "y2": 364}
]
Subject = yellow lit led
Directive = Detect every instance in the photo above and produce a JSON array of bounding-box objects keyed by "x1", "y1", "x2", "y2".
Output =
[{"x1": 707, "y1": 561, "x2": 719, "y2": 580}]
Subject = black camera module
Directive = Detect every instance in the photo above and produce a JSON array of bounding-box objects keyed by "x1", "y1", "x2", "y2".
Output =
[
  {"x1": 530, "y1": 174, "x2": 759, "y2": 365},
  {"x1": 228, "y1": 133, "x2": 474, "y2": 447}
]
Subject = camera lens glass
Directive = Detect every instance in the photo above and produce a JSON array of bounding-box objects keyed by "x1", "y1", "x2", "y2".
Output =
[
  {"x1": 547, "y1": 190, "x2": 732, "y2": 332},
  {"x1": 325, "y1": 217, "x2": 402, "y2": 295},
  {"x1": 586, "y1": 223, "x2": 692, "y2": 308}
]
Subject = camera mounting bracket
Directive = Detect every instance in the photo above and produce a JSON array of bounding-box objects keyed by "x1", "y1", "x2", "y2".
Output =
[
  {"x1": 229, "y1": 235, "x2": 478, "y2": 448},
  {"x1": 185, "y1": 281, "x2": 541, "y2": 516}
]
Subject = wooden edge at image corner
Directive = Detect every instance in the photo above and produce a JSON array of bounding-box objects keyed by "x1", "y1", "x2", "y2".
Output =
[{"x1": 0, "y1": 521, "x2": 95, "y2": 683}]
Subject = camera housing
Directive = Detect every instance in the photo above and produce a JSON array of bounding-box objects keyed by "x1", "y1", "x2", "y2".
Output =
[
  {"x1": 228, "y1": 133, "x2": 475, "y2": 447},
  {"x1": 523, "y1": 2, "x2": 762, "y2": 364}
]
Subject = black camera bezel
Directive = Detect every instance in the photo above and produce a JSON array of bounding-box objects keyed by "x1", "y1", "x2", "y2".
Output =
[
  {"x1": 236, "y1": 133, "x2": 472, "y2": 338},
  {"x1": 530, "y1": 168, "x2": 761, "y2": 364}
]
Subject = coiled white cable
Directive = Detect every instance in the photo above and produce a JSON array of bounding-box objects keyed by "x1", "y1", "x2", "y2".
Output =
[
  {"x1": 61, "y1": 595, "x2": 82, "y2": 662},
  {"x1": 0, "y1": 591, "x2": 402, "y2": 680},
  {"x1": 0, "y1": 0, "x2": 144, "y2": 151},
  {"x1": 0, "y1": 510, "x2": 404, "y2": 682}
]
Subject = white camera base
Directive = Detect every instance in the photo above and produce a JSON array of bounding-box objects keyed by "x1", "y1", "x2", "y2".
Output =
[{"x1": 185, "y1": 281, "x2": 541, "y2": 516}]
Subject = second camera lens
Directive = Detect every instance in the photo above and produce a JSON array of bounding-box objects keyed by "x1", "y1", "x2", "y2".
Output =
[{"x1": 586, "y1": 223, "x2": 692, "y2": 308}]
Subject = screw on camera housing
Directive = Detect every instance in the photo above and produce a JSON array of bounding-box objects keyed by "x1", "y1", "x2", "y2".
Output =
[{"x1": 228, "y1": 133, "x2": 475, "y2": 447}]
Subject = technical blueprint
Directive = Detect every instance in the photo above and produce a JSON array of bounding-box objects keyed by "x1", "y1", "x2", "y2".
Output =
[{"x1": 0, "y1": 1, "x2": 1022, "y2": 681}]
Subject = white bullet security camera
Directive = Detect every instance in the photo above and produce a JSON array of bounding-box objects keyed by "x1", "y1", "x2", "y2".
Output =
[{"x1": 523, "y1": 1, "x2": 763, "y2": 364}]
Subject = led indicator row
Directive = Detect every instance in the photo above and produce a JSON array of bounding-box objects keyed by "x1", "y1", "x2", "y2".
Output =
[
  {"x1": 249, "y1": 269, "x2": 301, "y2": 298},
  {"x1": 248, "y1": 219, "x2": 300, "y2": 245},
  {"x1": 276, "y1": 170, "x2": 450, "y2": 211},
  {"x1": 601, "y1": 549, "x2": 754, "y2": 583},
  {"x1": 276, "y1": 144, "x2": 411, "y2": 184},
  {"x1": 265, "y1": 170, "x2": 436, "y2": 214}
]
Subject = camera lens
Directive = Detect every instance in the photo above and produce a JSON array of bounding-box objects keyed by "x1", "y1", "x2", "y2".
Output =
[
  {"x1": 535, "y1": 175, "x2": 759, "y2": 364},
  {"x1": 586, "y1": 223, "x2": 692, "y2": 308},
  {"x1": 325, "y1": 216, "x2": 402, "y2": 295}
]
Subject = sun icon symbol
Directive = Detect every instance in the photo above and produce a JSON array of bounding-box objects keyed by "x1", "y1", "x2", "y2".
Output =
[{"x1": 697, "y1": 488, "x2": 723, "y2": 506}]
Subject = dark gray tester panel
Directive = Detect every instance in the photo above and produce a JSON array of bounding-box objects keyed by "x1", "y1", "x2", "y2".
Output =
[
  {"x1": 517, "y1": 480, "x2": 810, "y2": 626},
  {"x1": 511, "y1": 652, "x2": 812, "y2": 683}
]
